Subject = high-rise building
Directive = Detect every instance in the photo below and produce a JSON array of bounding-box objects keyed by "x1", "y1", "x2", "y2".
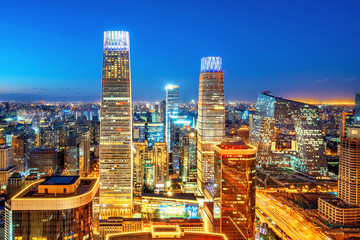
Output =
[
  {"x1": 133, "y1": 142, "x2": 148, "y2": 192},
  {"x1": 160, "y1": 100, "x2": 166, "y2": 123},
  {"x1": 152, "y1": 142, "x2": 169, "y2": 189},
  {"x1": 319, "y1": 127, "x2": 360, "y2": 226},
  {"x1": 5, "y1": 176, "x2": 100, "y2": 240},
  {"x1": 65, "y1": 135, "x2": 81, "y2": 175},
  {"x1": 80, "y1": 131, "x2": 91, "y2": 176},
  {"x1": 0, "y1": 144, "x2": 17, "y2": 190},
  {"x1": 28, "y1": 148, "x2": 58, "y2": 177},
  {"x1": 214, "y1": 141, "x2": 257, "y2": 240},
  {"x1": 133, "y1": 141, "x2": 169, "y2": 192},
  {"x1": 12, "y1": 136, "x2": 29, "y2": 172},
  {"x1": 340, "y1": 112, "x2": 354, "y2": 138},
  {"x1": 181, "y1": 131, "x2": 197, "y2": 183},
  {"x1": 165, "y1": 85, "x2": 179, "y2": 152},
  {"x1": 338, "y1": 128, "x2": 360, "y2": 204},
  {"x1": 133, "y1": 122, "x2": 146, "y2": 143},
  {"x1": 249, "y1": 92, "x2": 327, "y2": 178},
  {"x1": 197, "y1": 57, "x2": 225, "y2": 195},
  {"x1": 147, "y1": 122, "x2": 164, "y2": 149},
  {"x1": 100, "y1": 31, "x2": 133, "y2": 219}
]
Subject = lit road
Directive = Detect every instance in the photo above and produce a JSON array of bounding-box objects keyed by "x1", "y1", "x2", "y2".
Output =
[{"x1": 256, "y1": 191, "x2": 331, "y2": 240}]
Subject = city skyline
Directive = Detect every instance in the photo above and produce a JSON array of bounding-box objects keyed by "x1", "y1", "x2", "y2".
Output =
[
  {"x1": 2, "y1": 1, "x2": 360, "y2": 240},
  {"x1": 1, "y1": 0, "x2": 360, "y2": 102}
]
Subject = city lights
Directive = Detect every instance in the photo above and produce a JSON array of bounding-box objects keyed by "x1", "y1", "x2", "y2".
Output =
[{"x1": 1, "y1": 2, "x2": 359, "y2": 240}]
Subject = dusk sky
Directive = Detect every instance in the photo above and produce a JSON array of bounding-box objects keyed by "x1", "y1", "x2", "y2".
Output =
[{"x1": 1, "y1": 0, "x2": 360, "y2": 103}]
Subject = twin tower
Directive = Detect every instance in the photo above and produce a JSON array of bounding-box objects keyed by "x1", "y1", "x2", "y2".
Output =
[{"x1": 99, "y1": 31, "x2": 225, "y2": 218}]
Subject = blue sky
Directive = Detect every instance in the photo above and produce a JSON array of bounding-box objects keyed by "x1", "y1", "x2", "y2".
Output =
[{"x1": 0, "y1": 0, "x2": 359, "y2": 102}]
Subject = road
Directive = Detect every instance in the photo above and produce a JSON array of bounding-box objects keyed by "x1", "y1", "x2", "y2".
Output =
[{"x1": 256, "y1": 191, "x2": 332, "y2": 240}]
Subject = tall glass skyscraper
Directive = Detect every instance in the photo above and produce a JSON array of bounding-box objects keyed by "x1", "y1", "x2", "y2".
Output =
[
  {"x1": 100, "y1": 31, "x2": 133, "y2": 219},
  {"x1": 214, "y1": 141, "x2": 257, "y2": 240},
  {"x1": 165, "y1": 85, "x2": 179, "y2": 152},
  {"x1": 197, "y1": 57, "x2": 225, "y2": 195},
  {"x1": 249, "y1": 92, "x2": 327, "y2": 178}
]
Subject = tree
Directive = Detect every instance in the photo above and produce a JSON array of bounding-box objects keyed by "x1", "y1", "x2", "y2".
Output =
[{"x1": 153, "y1": 208, "x2": 161, "y2": 218}]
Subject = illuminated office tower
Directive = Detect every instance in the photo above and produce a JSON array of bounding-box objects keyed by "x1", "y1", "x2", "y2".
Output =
[
  {"x1": 80, "y1": 131, "x2": 91, "y2": 176},
  {"x1": 249, "y1": 92, "x2": 327, "y2": 178},
  {"x1": 12, "y1": 136, "x2": 30, "y2": 172},
  {"x1": 133, "y1": 142, "x2": 168, "y2": 192},
  {"x1": 197, "y1": 57, "x2": 225, "y2": 195},
  {"x1": 214, "y1": 141, "x2": 257, "y2": 240},
  {"x1": 133, "y1": 142, "x2": 149, "y2": 192},
  {"x1": 0, "y1": 144, "x2": 17, "y2": 190},
  {"x1": 28, "y1": 148, "x2": 58, "y2": 177},
  {"x1": 65, "y1": 135, "x2": 81, "y2": 175},
  {"x1": 133, "y1": 122, "x2": 146, "y2": 143},
  {"x1": 152, "y1": 142, "x2": 169, "y2": 188},
  {"x1": 100, "y1": 31, "x2": 133, "y2": 218},
  {"x1": 318, "y1": 128, "x2": 360, "y2": 226},
  {"x1": 181, "y1": 131, "x2": 197, "y2": 183},
  {"x1": 160, "y1": 100, "x2": 166, "y2": 123},
  {"x1": 338, "y1": 128, "x2": 360, "y2": 204},
  {"x1": 165, "y1": 85, "x2": 179, "y2": 152}
]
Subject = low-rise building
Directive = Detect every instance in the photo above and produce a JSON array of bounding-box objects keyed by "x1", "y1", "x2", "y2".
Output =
[
  {"x1": 5, "y1": 176, "x2": 99, "y2": 240},
  {"x1": 106, "y1": 225, "x2": 227, "y2": 240},
  {"x1": 318, "y1": 198, "x2": 360, "y2": 226}
]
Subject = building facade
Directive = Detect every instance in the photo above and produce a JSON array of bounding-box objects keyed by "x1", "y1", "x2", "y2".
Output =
[
  {"x1": 214, "y1": 141, "x2": 257, "y2": 240},
  {"x1": 5, "y1": 176, "x2": 100, "y2": 240},
  {"x1": 147, "y1": 122, "x2": 164, "y2": 149},
  {"x1": 65, "y1": 135, "x2": 82, "y2": 175},
  {"x1": 338, "y1": 128, "x2": 360, "y2": 204},
  {"x1": 249, "y1": 92, "x2": 327, "y2": 178},
  {"x1": 165, "y1": 85, "x2": 179, "y2": 152},
  {"x1": 319, "y1": 127, "x2": 360, "y2": 226},
  {"x1": 100, "y1": 31, "x2": 133, "y2": 218},
  {"x1": 197, "y1": 57, "x2": 225, "y2": 195},
  {"x1": 80, "y1": 131, "x2": 91, "y2": 176},
  {"x1": 28, "y1": 148, "x2": 58, "y2": 177},
  {"x1": 133, "y1": 142, "x2": 168, "y2": 192},
  {"x1": 0, "y1": 144, "x2": 17, "y2": 190}
]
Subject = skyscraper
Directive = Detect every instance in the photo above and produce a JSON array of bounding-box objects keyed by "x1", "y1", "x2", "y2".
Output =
[
  {"x1": 214, "y1": 141, "x2": 257, "y2": 240},
  {"x1": 100, "y1": 31, "x2": 133, "y2": 219},
  {"x1": 338, "y1": 128, "x2": 360, "y2": 204},
  {"x1": 65, "y1": 135, "x2": 81, "y2": 175},
  {"x1": 0, "y1": 144, "x2": 17, "y2": 190},
  {"x1": 318, "y1": 127, "x2": 360, "y2": 226},
  {"x1": 249, "y1": 92, "x2": 327, "y2": 178},
  {"x1": 197, "y1": 57, "x2": 225, "y2": 195},
  {"x1": 165, "y1": 85, "x2": 179, "y2": 152}
]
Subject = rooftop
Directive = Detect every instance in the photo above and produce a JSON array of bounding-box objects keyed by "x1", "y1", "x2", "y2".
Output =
[
  {"x1": 142, "y1": 193, "x2": 197, "y2": 202},
  {"x1": 321, "y1": 198, "x2": 360, "y2": 209},
  {"x1": 40, "y1": 176, "x2": 79, "y2": 185},
  {"x1": 107, "y1": 230, "x2": 227, "y2": 240},
  {"x1": 15, "y1": 177, "x2": 96, "y2": 199},
  {"x1": 216, "y1": 141, "x2": 254, "y2": 150}
]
